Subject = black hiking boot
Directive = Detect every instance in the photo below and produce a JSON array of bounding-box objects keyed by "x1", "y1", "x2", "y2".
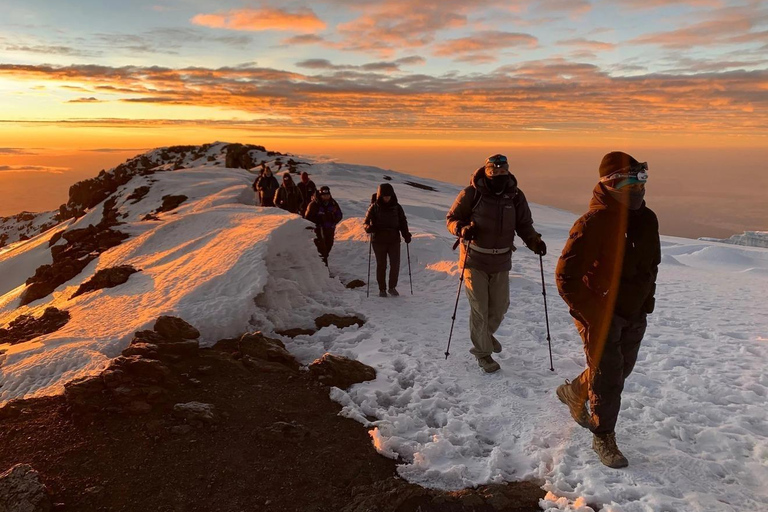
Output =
[
  {"x1": 379, "y1": 290, "x2": 388, "y2": 297},
  {"x1": 477, "y1": 355, "x2": 501, "y2": 373},
  {"x1": 592, "y1": 432, "x2": 629, "y2": 468},
  {"x1": 387, "y1": 288, "x2": 399, "y2": 297},
  {"x1": 556, "y1": 380, "x2": 590, "y2": 429}
]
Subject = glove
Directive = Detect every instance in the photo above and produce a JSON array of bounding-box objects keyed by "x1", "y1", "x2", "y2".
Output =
[
  {"x1": 642, "y1": 296, "x2": 655, "y2": 315},
  {"x1": 460, "y1": 224, "x2": 477, "y2": 241},
  {"x1": 364, "y1": 224, "x2": 375, "y2": 234},
  {"x1": 403, "y1": 232, "x2": 412, "y2": 244},
  {"x1": 530, "y1": 236, "x2": 546, "y2": 256}
]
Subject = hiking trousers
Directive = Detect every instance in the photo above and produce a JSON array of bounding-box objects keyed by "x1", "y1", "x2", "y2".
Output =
[
  {"x1": 464, "y1": 268, "x2": 509, "y2": 358},
  {"x1": 314, "y1": 227, "x2": 335, "y2": 263},
  {"x1": 372, "y1": 241, "x2": 400, "y2": 291},
  {"x1": 570, "y1": 313, "x2": 647, "y2": 435}
]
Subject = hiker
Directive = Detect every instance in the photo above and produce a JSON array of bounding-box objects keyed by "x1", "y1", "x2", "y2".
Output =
[
  {"x1": 305, "y1": 185, "x2": 343, "y2": 265},
  {"x1": 297, "y1": 171, "x2": 317, "y2": 218},
  {"x1": 446, "y1": 154, "x2": 546, "y2": 373},
  {"x1": 555, "y1": 151, "x2": 660, "y2": 469},
  {"x1": 274, "y1": 172, "x2": 304, "y2": 214},
  {"x1": 364, "y1": 183, "x2": 412, "y2": 297},
  {"x1": 256, "y1": 166, "x2": 279, "y2": 207},
  {"x1": 252, "y1": 170, "x2": 262, "y2": 205}
]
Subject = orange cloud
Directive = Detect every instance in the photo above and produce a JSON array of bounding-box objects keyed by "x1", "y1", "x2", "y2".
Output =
[
  {"x1": 191, "y1": 8, "x2": 326, "y2": 33},
  {"x1": 434, "y1": 31, "x2": 538, "y2": 60}
]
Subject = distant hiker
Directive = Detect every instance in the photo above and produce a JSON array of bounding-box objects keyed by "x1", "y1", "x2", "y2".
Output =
[
  {"x1": 297, "y1": 171, "x2": 317, "y2": 218},
  {"x1": 446, "y1": 154, "x2": 546, "y2": 373},
  {"x1": 364, "y1": 183, "x2": 412, "y2": 297},
  {"x1": 305, "y1": 185, "x2": 343, "y2": 266},
  {"x1": 555, "y1": 151, "x2": 660, "y2": 469},
  {"x1": 252, "y1": 171, "x2": 262, "y2": 205},
  {"x1": 257, "y1": 167, "x2": 279, "y2": 207},
  {"x1": 274, "y1": 172, "x2": 304, "y2": 214}
]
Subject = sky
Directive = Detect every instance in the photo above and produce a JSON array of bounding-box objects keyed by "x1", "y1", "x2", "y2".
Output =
[{"x1": 1, "y1": 0, "x2": 767, "y2": 237}]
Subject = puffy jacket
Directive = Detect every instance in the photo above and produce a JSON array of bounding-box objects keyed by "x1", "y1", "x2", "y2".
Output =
[
  {"x1": 274, "y1": 176, "x2": 304, "y2": 214},
  {"x1": 257, "y1": 174, "x2": 279, "y2": 206},
  {"x1": 446, "y1": 168, "x2": 540, "y2": 274},
  {"x1": 556, "y1": 182, "x2": 661, "y2": 325},
  {"x1": 305, "y1": 195, "x2": 342, "y2": 229},
  {"x1": 298, "y1": 180, "x2": 317, "y2": 214},
  {"x1": 364, "y1": 183, "x2": 410, "y2": 244}
]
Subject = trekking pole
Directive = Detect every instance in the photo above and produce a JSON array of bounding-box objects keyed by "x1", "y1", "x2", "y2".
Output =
[
  {"x1": 539, "y1": 254, "x2": 554, "y2": 371},
  {"x1": 445, "y1": 241, "x2": 470, "y2": 360},
  {"x1": 366, "y1": 234, "x2": 372, "y2": 298},
  {"x1": 406, "y1": 242, "x2": 413, "y2": 295}
]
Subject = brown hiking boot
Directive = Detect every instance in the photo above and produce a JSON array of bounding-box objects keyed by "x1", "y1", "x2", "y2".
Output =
[
  {"x1": 477, "y1": 355, "x2": 501, "y2": 373},
  {"x1": 556, "y1": 380, "x2": 590, "y2": 429},
  {"x1": 592, "y1": 432, "x2": 629, "y2": 468}
]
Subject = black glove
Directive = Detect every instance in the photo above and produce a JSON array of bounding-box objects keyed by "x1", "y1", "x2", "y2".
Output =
[
  {"x1": 403, "y1": 232, "x2": 412, "y2": 244},
  {"x1": 460, "y1": 224, "x2": 477, "y2": 241},
  {"x1": 364, "y1": 224, "x2": 375, "y2": 234},
  {"x1": 530, "y1": 236, "x2": 546, "y2": 256},
  {"x1": 642, "y1": 296, "x2": 655, "y2": 315}
]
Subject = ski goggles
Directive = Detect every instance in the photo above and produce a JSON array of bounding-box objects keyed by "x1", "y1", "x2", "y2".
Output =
[
  {"x1": 485, "y1": 154, "x2": 508, "y2": 167},
  {"x1": 600, "y1": 162, "x2": 648, "y2": 189}
]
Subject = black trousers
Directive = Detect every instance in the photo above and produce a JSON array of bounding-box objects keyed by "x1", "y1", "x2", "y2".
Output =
[
  {"x1": 571, "y1": 313, "x2": 647, "y2": 435},
  {"x1": 372, "y1": 241, "x2": 400, "y2": 291},
  {"x1": 314, "y1": 227, "x2": 335, "y2": 263}
]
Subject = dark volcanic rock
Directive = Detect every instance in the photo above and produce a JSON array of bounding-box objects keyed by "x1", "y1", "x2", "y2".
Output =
[
  {"x1": 275, "y1": 328, "x2": 317, "y2": 338},
  {"x1": 308, "y1": 354, "x2": 376, "y2": 389},
  {"x1": 345, "y1": 279, "x2": 366, "y2": 289},
  {"x1": 154, "y1": 316, "x2": 200, "y2": 341},
  {"x1": 0, "y1": 464, "x2": 52, "y2": 512},
  {"x1": 314, "y1": 314, "x2": 365, "y2": 330},
  {"x1": 70, "y1": 265, "x2": 139, "y2": 299},
  {"x1": 156, "y1": 195, "x2": 187, "y2": 214},
  {"x1": 403, "y1": 180, "x2": 438, "y2": 192},
  {"x1": 0, "y1": 307, "x2": 70, "y2": 345},
  {"x1": 238, "y1": 332, "x2": 299, "y2": 371},
  {"x1": 225, "y1": 143, "x2": 265, "y2": 170},
  {"x1": 126, "y1": 186, "x2": 151, "y2": 204}
]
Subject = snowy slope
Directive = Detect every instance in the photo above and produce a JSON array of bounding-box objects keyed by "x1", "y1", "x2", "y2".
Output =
[
  {"x1": 2, "y1": 144, "x2": 767, "y2": 512},
  {"x1": 701, "y1": 231, "x2": 768, "y2": 249},
  {"x1": 0, "y1": 211, "x2": 58, "y2": 250}
]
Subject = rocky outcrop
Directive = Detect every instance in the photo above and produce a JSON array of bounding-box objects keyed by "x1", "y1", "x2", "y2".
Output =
[
  {"x1": 0, "y1": 464, "x2": 52, "y2": 512},
  {"x1": 0, "y1": 308, "x2": 70, "y2": 345},
  {"x1": 212, "y1": 332, "x2": 300, "y2": 373},
  {"x1": 126, "y1": 186, "x2": 150, "y2": 204},
  {"x1": 345, "y1": 279, "x2": 366, "y2": 289},
  {"x1": 155, "y1": 195, "x2": 187, "y2": 214},
  {"x1": 225, "y1": 143, "x2": 266, "y2": 169},
  {"x1": 308, "y1": 354, "x2": 376, "y2": 389},
  {"x1": 70, "y1": 265, "x2": 139, "y2": 299},
  {"x1": 314, "y1": 314, "x2": 365, "y2": 330}
]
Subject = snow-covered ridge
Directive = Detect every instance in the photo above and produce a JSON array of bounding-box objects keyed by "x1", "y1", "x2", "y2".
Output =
[
  {"x1": 0, "y1": 211, "x2": 57, "y2": 250},
  {"x1": 701, "y1": 230, "x2": 768, "y2": 248},
  {"x1": 2, "y1": 143, "x2": 768, "y2": 512}
]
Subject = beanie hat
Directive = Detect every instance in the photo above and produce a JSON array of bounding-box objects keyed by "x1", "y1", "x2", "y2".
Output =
[
  {"x1": 319, "y1": 185, "x2": 330, "y2": 194},
  {"x1": 484, "y1": 154, "x2": 509, "y2": 175},
  {"x1": 599, "y1": 151, "x2": 639, "y2": 178}
]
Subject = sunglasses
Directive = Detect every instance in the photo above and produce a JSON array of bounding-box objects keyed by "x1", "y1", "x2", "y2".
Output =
[
  {"x1": 600, "y1": 162, "x2": 649, "y2": 184},
  {"x1": 487, "y1": 155, "x2": 508, "y2": 167}
]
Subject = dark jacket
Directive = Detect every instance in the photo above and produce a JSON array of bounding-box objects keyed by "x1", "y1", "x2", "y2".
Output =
[
  {"x1": 364, "y1": 183, "x2": 410, "y2": 244},
  {"x1": 298, "y1": 180, "x2": 317, "y2": 214},
  {"x1": 305, "y1": 194, "x2": 343, "y2": 229},
  {"x1": 274, "y1": 175, "x2": 304, "y2": 214},
  {"x1": 556, "y1": 182, "x2": 661, "y2": 325},
  {"x1": 446, "y1": 168, "x2": 540, "y2": 274},
  {"x1": 257, "y1": 174, "x2": 279, "y2": 207}
]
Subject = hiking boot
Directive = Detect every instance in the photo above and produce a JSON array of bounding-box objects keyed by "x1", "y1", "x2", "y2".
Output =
[
  {"x1": 556, "y1": 380, "x2": 590, "y2": 429},
  {"x1": 477, "y1": 355, "x2": 501, "y2": 373},
  {"x1": 379, "y1": 290, "x2": 388, "y2": 297},
  {"x1": 387, "y1": 288, "x2": 399, "y2": 297},
  {"x1": 491, "y1": 336, "x2": 502, "y2": 353},
  {"x1": 592, "y1": 432, "x2": 629, "y2": 468}
]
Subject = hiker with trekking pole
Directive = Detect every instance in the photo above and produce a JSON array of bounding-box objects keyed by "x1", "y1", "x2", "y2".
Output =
[
  {"x1": 445, "y1": 154, "x2": 547, "y2": 373},
  {"x1": 554, "y1": 151, "x2": 660, "y2": 469},
  {"x1": 305, "y1": 185, "x2": 343, "y2": 268},
  {"x1": 364, "y1": 183, "x2": 412, "y2": 297}
]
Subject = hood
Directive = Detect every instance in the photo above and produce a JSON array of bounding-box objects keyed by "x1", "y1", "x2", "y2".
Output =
[
  {"x1": 281, "y1": 173, "x2": 295, "y2": 187},
  {"x1": 470, "y1": 167, "x2": 519, "y2": 195},
  {"x1": 376, "y1": 183, "x2": 399, "y2": 205},
  {"x1": 589, "y1": 182, "x2": 646, "y2": 212},
  {"x1": 301, "y1": 171, "x2": 310, "y2": 184}
]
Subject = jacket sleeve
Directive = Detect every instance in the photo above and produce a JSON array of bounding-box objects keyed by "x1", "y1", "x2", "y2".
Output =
[
  {"x1": 398, "y1": 205, "x2": 410, "y2": 237},
  {"x1": 642, "y1": 212, "x2": 661, "y2": 314},
  {"x1": 305, "y1": 202, "x2": 318, "y2": 224},
  {"x1": 334, "y1": 201, "x2": 343, "y2": 224},
  {"x1": 363, "y1": 204, "x2": 375, "y2": 231},
  {"x1": 556, "y1": 212, "x2": 604, "y2": 321},
  {"x1": 446, "y1": 187, "x2": 473, "y2": 237},
  {"x1": 514, "y1": 189, "x2": 541, "y2": 246},
  {"x1": 274, "y1": 188, "x2": 283, "y2": 207}
]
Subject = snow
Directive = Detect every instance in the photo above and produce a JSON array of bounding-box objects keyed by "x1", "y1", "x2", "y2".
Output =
[
  {"x1": 702, "y1": 231, "x2": 768, "y2": 249},
  {"x1": 2, "y1": 144, "x2": 767, "y2": 511}
]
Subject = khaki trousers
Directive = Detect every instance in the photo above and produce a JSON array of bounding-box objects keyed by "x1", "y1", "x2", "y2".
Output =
[{"x1": 464, "y1": 268, "x2": 509, "y2": 358}]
